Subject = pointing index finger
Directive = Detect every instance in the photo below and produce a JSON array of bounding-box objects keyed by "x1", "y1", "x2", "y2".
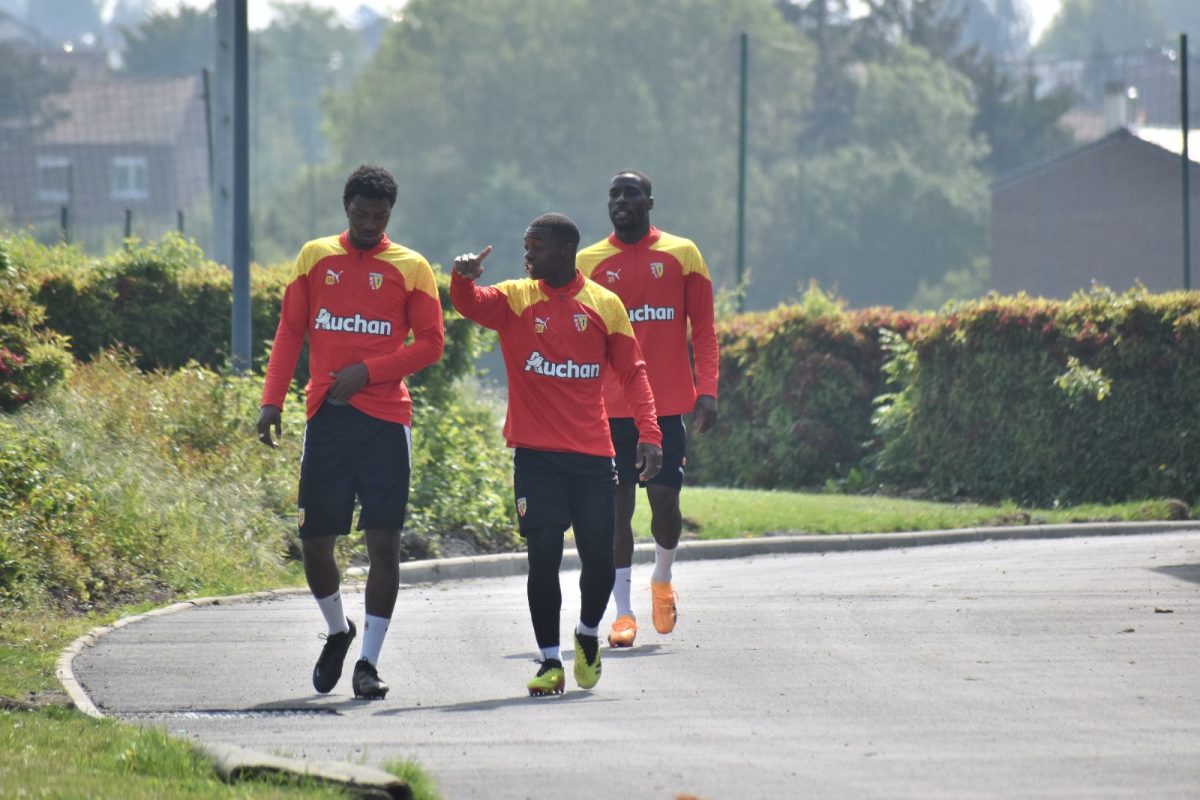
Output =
[{"x1": 477, "y1": 245, "x2": 493, "y2": 262}]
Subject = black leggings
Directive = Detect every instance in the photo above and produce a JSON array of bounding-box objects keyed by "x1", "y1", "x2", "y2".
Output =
[{"x1": 515, "y1": 449, "x2": 616, "y2": 649}]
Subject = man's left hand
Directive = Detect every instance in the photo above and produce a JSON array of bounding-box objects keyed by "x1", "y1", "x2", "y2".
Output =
[
  {"x1": 693, "y1": 394, "x2": 718, "y2": 434},
  {"x1": 636, "y1": 443, "x2": 663, "y2": 482},
  {"x1": 328, "y1": 362, "x2": 369, "y2": 405}
]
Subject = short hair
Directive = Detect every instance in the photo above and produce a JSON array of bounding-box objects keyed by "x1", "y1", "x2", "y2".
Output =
[
  {"x1": 526, "y1": 212, "x2": 580, "y2": 248},
  {"x1": 613, "y1": 169, "x2": 652, "y2": 196},
  {"x1": 343, "y1": 164, "x2": 398, "y2": 207}
]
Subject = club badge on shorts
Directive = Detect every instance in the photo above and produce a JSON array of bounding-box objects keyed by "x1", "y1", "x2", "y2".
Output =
[
  {"x1": 298, "y1": 508, "x2": 306, "y2": 527},
  {"x1": 516, "y1": 497, "x2": 527, "y2": 517}
]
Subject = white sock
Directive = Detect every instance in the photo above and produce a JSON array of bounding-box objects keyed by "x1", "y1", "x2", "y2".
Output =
[
  {"x1": 576, "y1": 620, "x2": 599, "y2": 637},
  {"x1": 359, "y1": 614, "x2": 391, "y2": 666},
  {"x1": 612, "y1": 567, "x2": 635, "y2": 618},
  {"x1": 540, "y1": 646, "x2": 562, "y2": 662},
  {"x1": 315, "y1": 591, "x2": 350, "y2": 635},
  {"x1": 651, "y1": 544, "x2": 677, "y2": 584}
]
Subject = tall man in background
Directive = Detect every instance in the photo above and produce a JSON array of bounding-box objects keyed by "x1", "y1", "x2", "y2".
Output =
[
  {"x1": 451, "y1": 213, "x2": 662, "y2": 696},
  {"x1": 257, "y1": 165, "x2": 445, "y2": 699},
  {"x1": 577, "y1": 169, "x2": 719, "y2": 648}
]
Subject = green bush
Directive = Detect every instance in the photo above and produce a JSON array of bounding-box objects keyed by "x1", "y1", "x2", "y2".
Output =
[
  {"x1": 0, "y1": 351, "x2": 515, "y2": 611},
  {"x1": 689, "y1": 285, "x2": 926, "y2": 488},
  {"x1": 878, "y1": 286, "x2": 1200, "y2": 504},
  {"x1": 0, "y1": 241, "x2": 72, "y2": 411}
]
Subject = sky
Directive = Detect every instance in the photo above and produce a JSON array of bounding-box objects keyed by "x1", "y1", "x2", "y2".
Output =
[{"x1": 136, "y1": 0, "x2": 1065, "y2": 44}]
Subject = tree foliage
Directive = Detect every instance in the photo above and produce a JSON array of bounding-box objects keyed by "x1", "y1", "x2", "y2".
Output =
[
  {"x1": 320, "y1": 0, "x2": 814, "y2": 294},
  {"x1": 118, "y1": 5, "x2": 214, "y2": 77},
  {"x1": 0, "y1": 42, "x2": 73, "y2": 146}
]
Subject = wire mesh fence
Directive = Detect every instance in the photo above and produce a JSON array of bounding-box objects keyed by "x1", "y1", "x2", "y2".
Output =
[{"x1": 0, "y1": 60, "x2": 212, "y2": 253}]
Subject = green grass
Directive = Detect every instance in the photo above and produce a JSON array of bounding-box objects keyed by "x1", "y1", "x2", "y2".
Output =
[
  {"x1": 632, "y1": 486, "x2": 1186, "y2": 540},
  {"x1": 0, "y1": 706, "x2": 353, "y2": 799}
]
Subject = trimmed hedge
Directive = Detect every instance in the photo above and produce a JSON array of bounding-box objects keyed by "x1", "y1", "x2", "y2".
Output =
[
  {"x1": 885, "y1": 287, "x2": 1200, "y2": 504},
  {"x1": 688, "y1": 287, "x2": 927, "y2": 488}
]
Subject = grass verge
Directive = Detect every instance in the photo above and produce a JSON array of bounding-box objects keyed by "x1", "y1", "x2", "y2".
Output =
[{"x1": 634, "y1": 486, "x2": 1187, "y2": 540}]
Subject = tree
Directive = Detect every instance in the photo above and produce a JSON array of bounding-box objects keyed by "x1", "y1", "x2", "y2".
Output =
[
  {"x1": 1036, "y1": 0, "x2": 1165, "y2": 58},
  {"x1": 118, "y1": 6, "x2": 215, "y2": 77},
  {"x1": 26, "y1": 0, "x2": 102, "y2": 44},
  {"x1": 767, "y1": 44, "x2": 990, "y2": 307},
  {"x1": 321, "y1": 0, "x2": 815, "y2": 295},
  {"x1": 0, "y1": 42, "x2": 73, "y2": 147},
  {"x1": 250, "y1": 4, "x2": 371, "y2": 262}
]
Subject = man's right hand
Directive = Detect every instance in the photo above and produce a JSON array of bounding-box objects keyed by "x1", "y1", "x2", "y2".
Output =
[
  {"x1": 257, "y1": 405, "x2": 282, "y2": 448},
  {"x1": 453, "y1": 245, "x2": 492, "y2": 280}
]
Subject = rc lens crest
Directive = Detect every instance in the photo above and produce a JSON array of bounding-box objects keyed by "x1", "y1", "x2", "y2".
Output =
[
  {"x1": 650, "y1": 261, "x2": 664, "y2": 278},
  {"x1": 369, "y1": 272, "x2": 383, "y2": 290},
  {"x1": 573, "y1": 314, "x2": 589, "y2": 332}
]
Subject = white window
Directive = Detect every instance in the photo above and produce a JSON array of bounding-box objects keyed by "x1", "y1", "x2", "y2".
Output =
[
  {"x1": 37, "y1": 156, "x2": 71, "y2": 203},
  {"x1": 112, "y1": 156, "x2": 149, "y2": 200}
]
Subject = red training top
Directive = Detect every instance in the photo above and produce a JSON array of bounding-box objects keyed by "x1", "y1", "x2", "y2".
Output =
[
  {"x1": 577, "y1": 226, "x2": 719, "y2": 418},
  {"x1": 261, "y1": 232, "x2": 444, "y2": 425},
  {"x1": 450, "y1": 269, "x2": 661, "y2": 456}
]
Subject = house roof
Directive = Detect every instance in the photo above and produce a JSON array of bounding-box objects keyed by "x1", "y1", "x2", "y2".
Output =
[
  {"x1": 992, "y1": 125, "x2": 1200, "y2": 192},
  {"x1": 39, "y1": 74, "x2": 204, "y2": 147}
]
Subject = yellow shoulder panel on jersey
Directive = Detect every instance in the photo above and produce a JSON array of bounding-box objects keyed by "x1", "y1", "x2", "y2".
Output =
[
  {"x1": 577, "y1": 281, "x2": 635, "y2": 337},
  {"x1": 294, "y1": 236, "x2": 346, "y2": 279},
  {"x1": 492, "y1": 278, "x2": 550, "y2": 317},
  {"x1": 576, "y1": 239, "x2": 621, "y2": 280},
  {"x1": 378, "y1": 244, "x2": 438, "y2": 299},
  {"x1": 653, "y1": 231, "x2": 711, "y2": 279}
]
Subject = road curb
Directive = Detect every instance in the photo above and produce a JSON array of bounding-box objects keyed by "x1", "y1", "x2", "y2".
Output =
[
  {"x1": 385, "y1": 519, "x2": 1200, "y2": 584},
  {"x1": 57, "y1": 520, "x2": 1198, "y2": 795}
]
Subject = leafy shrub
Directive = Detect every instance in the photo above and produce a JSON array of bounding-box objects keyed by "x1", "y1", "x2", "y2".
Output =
[
  {"x1": 0, "y1": 350, "x2": 515, "y2": 611},
  {"x1": 879, "y1": 286, "x2": 1200, "y2": 504},
  {"x1": 0, "y1": 241, "x2": 73, "y2": 410},
  {"x1": 690, "y1": 284, "x2": 927, "y2": 488}
]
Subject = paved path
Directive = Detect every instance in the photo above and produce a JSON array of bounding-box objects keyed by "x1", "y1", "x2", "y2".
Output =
[{"x1": 71, "y1": 532, "x2": 1200, "y2": 799}]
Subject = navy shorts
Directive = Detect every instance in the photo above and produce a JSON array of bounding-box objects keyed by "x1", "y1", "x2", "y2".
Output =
[
  {"x1": 610, "y1": 415, "x2": 686, "y2": 490},
  {"x1": 512, "y1": 448, "x2": 616, "y2": 538},
  {"x1": 297, "y1": 402, "x2": 411, "y2": 538}
]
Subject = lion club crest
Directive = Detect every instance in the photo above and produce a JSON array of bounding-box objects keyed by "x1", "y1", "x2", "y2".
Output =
[
  {"x1": 516, "y1": 497, "x2": 527, "y2": 517},
  {"x1": 573, "y1": 314, "x2": 589, "y2": 332},
  {"x1": 369, "y1": 272, "x2": 383, "y2": 290},
  {"x1": 534, "y1": 316, "x2": 549, "y2": 334},
  {"x1": 650, "y1": 261, "x2": 664, "y2": 278}
]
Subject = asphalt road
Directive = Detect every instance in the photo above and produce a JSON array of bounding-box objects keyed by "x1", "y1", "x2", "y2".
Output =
[{"x1": 71, "y1": 532, "x2": 1200, "y2": 799}]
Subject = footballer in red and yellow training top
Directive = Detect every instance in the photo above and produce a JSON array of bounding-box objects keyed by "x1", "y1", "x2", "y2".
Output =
[
  {"x1": 261, "y1": 232, "x2": 445, "y2": 424},
  {"x1": 450, "y1": 268, "x2": 661, "y2": 455},
  {"x1": 576, "y1": 226, "x2": 718, "y2": 418}
]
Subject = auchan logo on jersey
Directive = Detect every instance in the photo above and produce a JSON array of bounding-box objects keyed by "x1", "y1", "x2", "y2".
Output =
[
  {"x1": 313, "y1": 307, "x2": 393, "y2": 336},
  {"x1": 523, "y1": 351, "x2": 600, "y2": 379},
  {"x1": 628, "y1": 304, "x2": 676, "y2": 323}
]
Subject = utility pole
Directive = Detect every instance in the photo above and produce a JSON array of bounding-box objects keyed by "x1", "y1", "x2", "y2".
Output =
[
  {"x1": 736, "y1": 32, "x2": 748, "y2": 312},
  {"x1": 216, "y1": 0, "x2": 251, "y2": 371},
  {"x1": 1182, "y1": 33, "x2": 1192, "y2": 291}
]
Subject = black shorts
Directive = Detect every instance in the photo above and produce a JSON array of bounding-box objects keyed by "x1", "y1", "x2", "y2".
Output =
[
  {"x1": 512, "y1": 448, "x2": 616, "y2": 538},
  {"x1": 297, "y1": 402, "x2": 411, "y2": 538},
  {"x1": 610, "y1": 415, "x2": 686, "y2": 490}
]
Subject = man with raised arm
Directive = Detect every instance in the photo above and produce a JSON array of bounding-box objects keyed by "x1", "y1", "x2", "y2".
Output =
[{"x1": 451, "y1": 213, "x2": 661, "y2": 696}]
